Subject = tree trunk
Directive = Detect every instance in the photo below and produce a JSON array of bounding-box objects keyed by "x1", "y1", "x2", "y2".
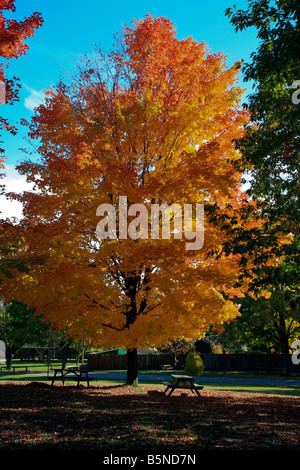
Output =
[
  {"x1": 277, "y1": 314, "x2": 291, "y2": 372},
  {"x1": 61, "y1": 345, "x2": 69, "y2": 369},
  {"x1": 6, "y1": 347, "x2": 13, "y2": 369},
  {"x1": 281, "y1": 342, "x2": 291, "y2": 372},
  {"x1": 81, "y1": 341, "x2": 85, "y2": 368},
  {"x1": 126, "y1": 348, "x2": 138, "y2": 386}
]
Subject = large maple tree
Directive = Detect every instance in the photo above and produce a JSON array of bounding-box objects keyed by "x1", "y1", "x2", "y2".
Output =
[{"x1": 0, "y1": 15, "x2": 252, "y2": 385}]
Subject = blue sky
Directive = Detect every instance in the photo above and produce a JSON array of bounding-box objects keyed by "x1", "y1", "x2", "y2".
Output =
[{"x1": 1, "y1": 0, "x2": 258, "y2": 217}]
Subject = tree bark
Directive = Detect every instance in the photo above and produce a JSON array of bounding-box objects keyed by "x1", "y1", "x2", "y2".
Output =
[
  {"x1": 6, "y1": 347, "x2": 13, "y2": 369},
  {"x1": 126, "y1": 348, "x2": 138, "y2": 386},
  {"x1": 281, "y1": 342, "x2": 291, "y2": 371},
  {"x1": 278, "y1": 313, "x2": 291, "y2": 371},
  {"x1": 61, "y1": 345, "x2": 69, "y2": 369}
]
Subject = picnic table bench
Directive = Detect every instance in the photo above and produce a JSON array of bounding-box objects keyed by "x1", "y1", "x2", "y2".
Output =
[
  {"x1": 163, "y1": 374, "x2": 203, "y2": 397},
  {"x1": 51, "y1": 368, "x2": 92, "y2": 387},
  {"x1": 0, "y1": 366, "x2": 28, "y2": 373}
]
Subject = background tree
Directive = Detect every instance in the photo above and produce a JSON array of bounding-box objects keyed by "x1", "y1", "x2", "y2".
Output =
[
  {"x1": 159, "y1": 339, "x2": 195, "y2": 369},
  {"x1": 225, "y1": 0, "x2": 300, "y2": 236},
  {"x1": 0, "y1": 299, "x2": 49, "y2": 368},
  {"x1": 0, "y1": 15, "x2": 253, "y2": 386},
  {"x1": 0, "y1": 0, "x2": 43, "y2": 164},
  {"x1": 208, "y1": 0, "x2": 300, "y2": 364},
  {"x1": 72, "y1": 338, "x2": 92, "y2": 368},
  {"x1": 221, "y1": 289, "x2": 300, "y2": 359},
  {"x1": 223, "y1": 0, "x2": 299, "y2": 285}
]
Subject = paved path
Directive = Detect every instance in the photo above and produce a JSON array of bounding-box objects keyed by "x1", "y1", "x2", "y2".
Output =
[{"x1": 87, "y1": 372, "x2": 300, "y2": 387}]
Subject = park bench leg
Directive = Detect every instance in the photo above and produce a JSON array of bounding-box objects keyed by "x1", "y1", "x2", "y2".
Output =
[
  {"x1": 74, "y1": 372, "x2": 79, "y2": 387},
  {"x1": 76, "y1": 372, "x2": 90, "y2": 387},
  {"x1": 166, "y1": 387, "x2": 175, "y2": 396},
  {"x1": 76, "y1": 373, "x2": 81, "y2": 387},
  {"x1": 51, "y1": 371, "x2": 57, "y2": 387}
]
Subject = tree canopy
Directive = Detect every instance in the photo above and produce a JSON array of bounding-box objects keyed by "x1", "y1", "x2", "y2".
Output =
[
  {"x1": 0, "y1": 15, "x2": 255, "y2": 384},
  {"x1": 216, "y1": 1, "x2": 300, "y2": 362},
  {"x1": 225, "y1": 0, "x2": 300, "y2": 232}
]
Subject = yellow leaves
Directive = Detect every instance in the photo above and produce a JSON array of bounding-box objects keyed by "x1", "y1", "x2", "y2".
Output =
[
  {"x1": 0, "y1": 14, "x2": 255, "y2": 352},
  {"x1": 259, "y1": 290, "x2": 272, "y2": 299},
  {"x1": 21, "y1": 273, "x2": 36, "y2": 284}
]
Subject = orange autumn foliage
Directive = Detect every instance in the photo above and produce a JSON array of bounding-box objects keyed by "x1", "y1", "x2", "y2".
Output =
[{"x1": 1, "y1": 15, "x2": 253, "y2": 350}]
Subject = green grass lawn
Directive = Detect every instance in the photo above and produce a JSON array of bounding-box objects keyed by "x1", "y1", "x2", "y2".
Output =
[{"x1": 2, "y1": 359, "x2": 299, "y2": 380}]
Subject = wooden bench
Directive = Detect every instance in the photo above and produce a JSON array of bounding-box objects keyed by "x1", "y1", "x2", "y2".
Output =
[
  {"x1": 163, "y1": 381, "x2": 203, "y2": 391},
  {"x1": 0, "y1": 366, "x2": 28, "y2": 373}
]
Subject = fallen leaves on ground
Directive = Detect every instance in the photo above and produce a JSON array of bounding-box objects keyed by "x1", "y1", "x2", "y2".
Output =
[{"x1": 0, "y1": 381, "x2": 299, "y2": 450}]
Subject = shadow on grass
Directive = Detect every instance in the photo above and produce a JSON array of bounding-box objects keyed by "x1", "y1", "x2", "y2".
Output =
[{"x1": 0, "y1": 382, "x2": 300, "y2": 451}]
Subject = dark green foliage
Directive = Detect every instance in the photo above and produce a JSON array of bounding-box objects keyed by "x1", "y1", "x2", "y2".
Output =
[
  {"x1": 219, "y1": 0, "x2": 300, "y2": 291},
  {"x1": 221, "y1": 292, "x2": 300, "y2": 355},
  {"x1": 5, "y1": 300, "x2": 49, "y2": 347},
  {"x1": 209, "y1": 1, "x2": 300, "y2": 355},
  {"x1": 0, "y1": 300, "x2": 50, "y2": 366},
  {"x1": 225, "y1": 0, "x2": 300, "y2": 235}
]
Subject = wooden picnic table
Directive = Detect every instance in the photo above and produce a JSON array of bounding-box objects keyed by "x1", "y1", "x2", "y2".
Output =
[
  {"x1": 163, "y1": 374, "x2": 203, "y2": 397},
  {"x1": 51, "y1": 368, "x2": 91, "y2": 388}
]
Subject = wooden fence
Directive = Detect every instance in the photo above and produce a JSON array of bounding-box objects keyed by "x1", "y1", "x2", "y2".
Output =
[
  {"x1": 88, "y1": 352, "x2": 300, "y2": 372},
  {"x1": 88, "y1": 353, "x2": 180, "y2": 371},
  {"x1": 202, "y1": 353, "x2": 299, "y2": 371}
]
